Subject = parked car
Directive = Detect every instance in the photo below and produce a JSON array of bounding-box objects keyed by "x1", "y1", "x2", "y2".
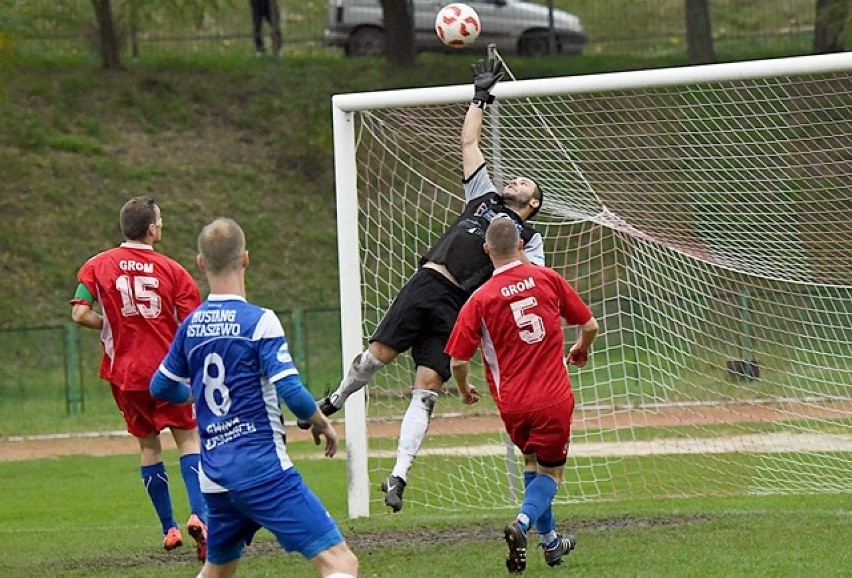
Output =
[{"x1": 324, "y1": 0, "x2": 587, "y2": 57}]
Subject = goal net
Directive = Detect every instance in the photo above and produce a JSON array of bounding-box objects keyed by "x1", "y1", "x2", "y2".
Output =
[{"x1": 330, "y1": 53, "x2": 852, "y2": 518}]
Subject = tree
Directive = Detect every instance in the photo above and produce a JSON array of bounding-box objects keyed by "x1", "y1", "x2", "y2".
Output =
[
  {"x1": 89, "y1": 1, "x2": 234, "y2": 68},
  {"x1": 91, "y1": 0, "x2": 122, "y2": 69},
  {"x1": 814, "y1": 0, "x2": 848, "y2": 53},
  {"x1": 380, "y1": 0, "x2": 416, "y2": 68},
  {"x1": 685, "y1": 0, "x2": 715, "y2": 65}
]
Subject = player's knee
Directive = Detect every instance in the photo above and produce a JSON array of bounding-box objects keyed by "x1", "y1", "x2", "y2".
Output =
[
  {"x1": 369, "y1": 341, "x2": 398, "y2": 364},
  {"x1": 413, "y1": 366, "x2": 444, "y2": 392}
]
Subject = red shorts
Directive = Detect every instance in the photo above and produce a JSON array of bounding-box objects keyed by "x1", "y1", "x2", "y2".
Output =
[
  {"x1": 501, "y1": 395, "x2": 574, "y2": 466},
  {"x1": 110, "y1": 383, "x2": 196, "y2": 438}
]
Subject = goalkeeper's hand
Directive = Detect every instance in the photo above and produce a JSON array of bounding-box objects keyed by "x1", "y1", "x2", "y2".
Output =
[{"x1": 471, "y1": 55, "x2": 504, "y2": 108}]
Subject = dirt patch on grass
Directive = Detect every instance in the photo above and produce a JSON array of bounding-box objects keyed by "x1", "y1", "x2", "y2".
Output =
[{"x1": 43, "y1": 514, "x2": 715, "y2": 575}]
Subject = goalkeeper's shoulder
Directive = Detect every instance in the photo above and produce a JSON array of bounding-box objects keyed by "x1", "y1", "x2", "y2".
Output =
[{"x1": 523, "y1": 231, "x2": 545, "y2": 266}]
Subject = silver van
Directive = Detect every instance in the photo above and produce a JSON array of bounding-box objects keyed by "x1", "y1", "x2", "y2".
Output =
[{"x1": 324, "y1": 0, "x2": 587, "y2": 57}]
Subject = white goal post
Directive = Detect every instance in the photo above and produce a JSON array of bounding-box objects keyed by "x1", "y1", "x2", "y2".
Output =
[{"x1": 331, "y1": 53, "x2": 852, "y2": 519}]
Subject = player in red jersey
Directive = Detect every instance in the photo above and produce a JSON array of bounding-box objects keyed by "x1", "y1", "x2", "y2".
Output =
[
  {"x1": 70, "y1": 196, "x2": 207, "y2": 560},
  {"x1": 445, "y1": 216, "x2": 598, "y2": 574}
]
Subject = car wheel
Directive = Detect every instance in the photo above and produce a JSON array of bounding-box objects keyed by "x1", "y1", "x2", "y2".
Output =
[
  {"x1": 518, "y1": 31, "x2": 552, "y2": 57},
  {"x1": 347, "y1": 27, "x2": 386, "y2": 57}
]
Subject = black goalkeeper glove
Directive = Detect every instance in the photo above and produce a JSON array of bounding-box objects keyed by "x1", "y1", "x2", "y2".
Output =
[{"x1": 471, "y1": 56, "x2": 504, "y2": 108}]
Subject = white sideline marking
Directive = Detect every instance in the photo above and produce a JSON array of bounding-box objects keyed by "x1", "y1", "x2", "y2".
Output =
[{"x1": 366, "y1": 433, "x2": 852, "y2": 459}]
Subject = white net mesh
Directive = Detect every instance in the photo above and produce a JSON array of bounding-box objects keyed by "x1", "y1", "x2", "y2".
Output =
[{"x1": 343, "y1": 59, "x2": 852, "y2": 512}]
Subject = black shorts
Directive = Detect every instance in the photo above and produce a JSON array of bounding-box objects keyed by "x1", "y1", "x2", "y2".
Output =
[{"x1": 370, "y1": 268, "x2": 468, "y2": 382}]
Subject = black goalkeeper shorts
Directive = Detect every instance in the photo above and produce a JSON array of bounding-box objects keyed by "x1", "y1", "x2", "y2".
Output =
[{"x1": 370, "y1": 267, "x2": 468, "y2": 382}]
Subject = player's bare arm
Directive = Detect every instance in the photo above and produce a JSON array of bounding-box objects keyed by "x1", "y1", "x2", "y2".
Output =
[
  {"x1": 462, "y1": 55, "x2": 504, "y2": 180},
  {"x1": 461, "y1": 105, "x2": 486, "y2": 180},
  {"x1": 450, "y1": 357, "x2": 480, "y2": 405},
  {"x1": 567, "y1": 316, "x2": 599, "y2": 367},
  {"x1": 71, "y1": 302, "x2": 103, "y2": 330}
]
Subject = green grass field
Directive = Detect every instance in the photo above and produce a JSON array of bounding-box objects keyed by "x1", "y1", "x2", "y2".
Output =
[{"x1": 1, "y1": 446, "x2": 850, "y2": 577}]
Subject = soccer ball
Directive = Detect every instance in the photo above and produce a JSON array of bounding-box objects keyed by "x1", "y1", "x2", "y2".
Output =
[{"x1": 435, "y1": 3, "x2": 481, "y2": 48}]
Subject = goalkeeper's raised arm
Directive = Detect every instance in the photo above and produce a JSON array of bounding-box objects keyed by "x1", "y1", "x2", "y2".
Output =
[{"x1": 461, "y1": 54, "x2": 503, "y2": 180}]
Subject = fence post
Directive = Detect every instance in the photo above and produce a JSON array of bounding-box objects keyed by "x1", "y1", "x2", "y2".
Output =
[
  {"x1": 290, "y1": 308, "x2": 308, "y2": 390},
  {"x1": 65, "y1": 322, "x2": 83, "y2": 415}
]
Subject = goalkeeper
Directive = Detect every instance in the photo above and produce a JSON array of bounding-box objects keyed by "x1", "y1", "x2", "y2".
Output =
[{"x1": 299, "y1": 52, "x2": 546, "y2": 513}]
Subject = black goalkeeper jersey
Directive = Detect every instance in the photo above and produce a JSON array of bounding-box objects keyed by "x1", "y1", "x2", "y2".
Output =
[{"x1": 420, "y1": 191, "x2": 540, "y2": 295}]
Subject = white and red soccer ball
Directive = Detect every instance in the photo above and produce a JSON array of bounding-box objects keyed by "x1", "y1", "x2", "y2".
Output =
[{"x1": 435, "y1": 3, "x2": 481, "y2": 48}]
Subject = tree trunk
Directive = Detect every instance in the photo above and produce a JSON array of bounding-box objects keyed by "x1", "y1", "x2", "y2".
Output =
[
  {"x1": 91, "y1": 0, "x2": 123, "y2": 69},
  {"x1": 685, "y1": 0, "x2": 715, "y2": 64},
  {"x1": 814, "y1": 0, "x2": 848, "y2": 53},
  {"x1": 380, "y1": 0, "x2": 416, "y2": 69}
]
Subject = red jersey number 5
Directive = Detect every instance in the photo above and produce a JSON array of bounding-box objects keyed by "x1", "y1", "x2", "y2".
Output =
[{"x1": 510, "y1": 297, "x2": 545, "y2": 344}]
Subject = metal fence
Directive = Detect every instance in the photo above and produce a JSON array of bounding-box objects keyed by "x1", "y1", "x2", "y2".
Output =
[{"x1": 0, "y1": 308, "x2": 340, "y2": 438}]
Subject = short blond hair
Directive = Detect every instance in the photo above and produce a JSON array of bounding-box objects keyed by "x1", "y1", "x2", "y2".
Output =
[
  {"x1": 485, "y1": 215, "x2": 519, "y2": 259},
  {"x1": 197, "y1": 218, "x2": 245, "y2": 275}
]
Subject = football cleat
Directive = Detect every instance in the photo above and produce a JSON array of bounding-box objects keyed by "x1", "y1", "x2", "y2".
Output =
[
  {"x1": 543, "y1": 533, "x2": 576, "y2": 567},
  {"x1": 503, "y1": 521, "x2": 527, "y2": 574},
  {"x1": 186, "y1": 514, "x2": 207, "y2": 562},
  {"x1": 380, "y1": 475, "x2": 407, "y2": 512},
  {"x1": 162, "y1": 526, "x2": 183, "y2": 551}
]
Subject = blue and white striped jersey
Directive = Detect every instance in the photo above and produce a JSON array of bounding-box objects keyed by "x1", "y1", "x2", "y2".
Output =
[{"x1": 158, "y1": 294, "x2": 299, "y2": 493}]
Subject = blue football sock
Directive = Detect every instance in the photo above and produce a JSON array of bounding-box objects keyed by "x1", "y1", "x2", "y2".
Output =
[
  {"x1": 179, "y1": 453, "x2": 206, "y2": 521},
  {"x1": 524, "y1": 471, "x2": 556, "y2": 536},
  {"x1": 141, "y1": 462, "x2": 176, "y2": 534},
  {"x1": 520, "y1": 474, "x2": 558, "y2": 533}
]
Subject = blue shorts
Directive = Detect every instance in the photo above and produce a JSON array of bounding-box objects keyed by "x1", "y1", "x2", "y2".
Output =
[{"x1": 204, "y1": 468, "x2": 344, "y2": 565}]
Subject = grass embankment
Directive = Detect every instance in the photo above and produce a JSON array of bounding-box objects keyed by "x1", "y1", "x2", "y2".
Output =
[{"x1": 0, "y1": 40, "x2": 813, "y2": 329}]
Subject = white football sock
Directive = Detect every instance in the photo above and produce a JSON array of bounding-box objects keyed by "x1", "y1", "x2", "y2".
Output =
[
  {"x1": 391, "y1": 389, "x2": 438, "y2": 480},
  {"x1": 541, "y1": 529, "x2": 558, "y2": 546},
  {"x1": 329, "y1": 349, "x2": 385, "y2": 408}
]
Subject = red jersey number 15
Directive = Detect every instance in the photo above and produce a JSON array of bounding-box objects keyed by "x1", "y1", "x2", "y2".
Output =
[{"x1": 116, "y1": 274, "x2": 162, "y2": 318}]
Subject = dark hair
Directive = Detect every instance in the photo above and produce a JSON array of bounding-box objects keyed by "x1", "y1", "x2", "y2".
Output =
[
  {"x1": 529, "y1": 179, "x2": 544, "y2": 220},
  {"x1": 119, "y1": 196, "x2": 158, "y2": 241}
]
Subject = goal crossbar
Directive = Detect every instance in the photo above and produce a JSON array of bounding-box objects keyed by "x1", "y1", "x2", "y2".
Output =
[{"x1": 333, "y1": 52, "x2": 852, "y2": 111}]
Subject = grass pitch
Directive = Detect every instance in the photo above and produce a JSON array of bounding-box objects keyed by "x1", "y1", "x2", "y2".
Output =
[{"x1": 0, "y1": 446, "x2": 849, "y2": 577}]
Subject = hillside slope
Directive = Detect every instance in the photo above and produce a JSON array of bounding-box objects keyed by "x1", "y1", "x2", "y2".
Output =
[{"x1": 1, "y1": 57, "x2": 432, "y2": 326}]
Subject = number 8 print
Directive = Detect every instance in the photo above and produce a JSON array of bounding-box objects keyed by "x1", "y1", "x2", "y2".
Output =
[{"x1": 203, "y1": 352, "x2": 232, "y2": 416}]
